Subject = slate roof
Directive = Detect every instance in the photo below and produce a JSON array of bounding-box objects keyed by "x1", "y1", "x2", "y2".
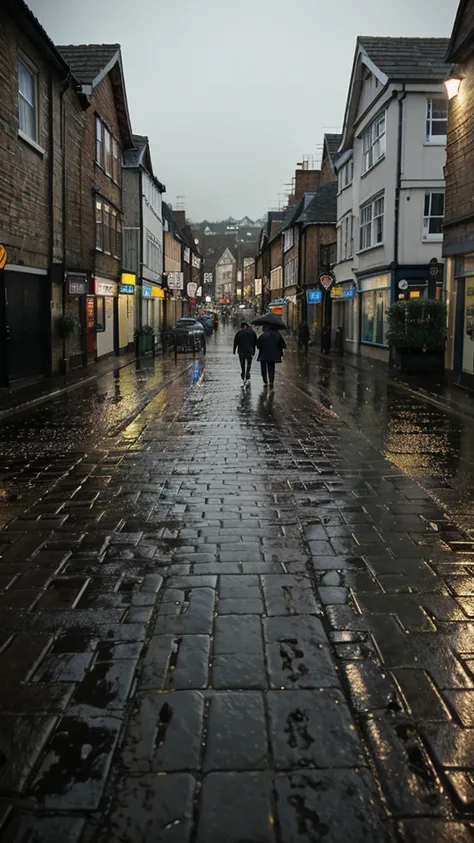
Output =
[
  {"x1": 123, "y1": 135, "x2": 147, "y2": 168},
  {"x1": 281, "y1": 193, "x2": 316, "y2": 231},
  {"x1": 325, "y1": 134, "x2": 342, "y2": 164},
  {"x1": 297, "y1": 182, "x2": 337, "y2": 226},
  {"x1": 57, "y1": 44, "x2": 120, "y2": 84},
  {"x1": 5, "y1": 0, "x2": 71, "y2": 75},
  {"x1": 359, "y1": 37, "x2": 451, "y2": 82}
]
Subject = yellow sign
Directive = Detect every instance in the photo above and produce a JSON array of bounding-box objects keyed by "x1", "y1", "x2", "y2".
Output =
[
  {"x1": 152, "y1": 286, "x2": 165, "y2": 299},
  {"x1": 121, "y1": 272, "x2": 136, "y2": 286},
  {"x1": 0, "y1": 245, "x2": 7, "y2": 270},
  {"x1": 330, "y1": 286, "x2": 343, "y2": 298}
]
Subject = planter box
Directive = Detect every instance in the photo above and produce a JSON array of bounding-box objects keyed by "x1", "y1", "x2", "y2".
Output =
[{"x1": 393, "y1": 348, "x2": 445, "y2": 374}]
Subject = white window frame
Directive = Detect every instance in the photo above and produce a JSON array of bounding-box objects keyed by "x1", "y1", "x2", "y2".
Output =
[
  {"x1": 339, "y1": 213, "x2": 354, "y2": 261},
  {"x1": 423, "y1": 192, "x2": 444, "y2": 240},
  {"x1": 338, "y1": 159, "x2": 353, "y2": 192},
  {"x1": 283, "y1": 228, "x2": 294, "y2": 253},
  {"x1": 18, "y1": 55, "x2": 38, "y2": 143},
  {"x1": 359, "y1": 193, "x2": 384, "y2": 252},
  {"x1": 425, "y1": 98, "x2": 447, "y2": 145},
  {"x1": 361, "y1": 112, "x2": 386, "y2": 174}
]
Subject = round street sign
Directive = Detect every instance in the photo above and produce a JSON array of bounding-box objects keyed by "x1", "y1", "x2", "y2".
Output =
[
  {"x1": 319, "y1": 273, "x2": 334, "y2": 291},
  {"x1": 0, "y1": 245, "x2": 7, "y2": 270},
  {"x1": 187, "y1": 282, "x2": 198, "y2": 298},
  {"x1": 429, "y1": 264, "x2": 441, "y2": 277},
  {"x1": 398, "y1": 279, "x2": 409, "y2": 291}
]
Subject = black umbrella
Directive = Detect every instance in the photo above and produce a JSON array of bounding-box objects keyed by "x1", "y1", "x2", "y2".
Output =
[{"x1": 251, "y1": 313, "x2": 287, "y2": 330}]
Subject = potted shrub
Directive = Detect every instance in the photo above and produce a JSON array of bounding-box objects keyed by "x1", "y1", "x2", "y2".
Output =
[
  {"x1": 57, "y1": 314, "x2": 81, "y2": 374},
  {"x1": 134, "y1": 324, "x2": 154, "y2": 355},
  {"x1": 387, "y1": 298, "x2": 447, "y2": 374}
]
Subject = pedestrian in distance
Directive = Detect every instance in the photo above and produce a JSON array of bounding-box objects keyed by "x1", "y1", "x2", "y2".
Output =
[
  {"x1": 297, "y1": 319, "x2": 310, "y2": 355},
  {"x1": 233, "y1": 320, "x2": 257, "y2": 386},
  {"x1": 257, "y1": 325, "x2": 286, "y2": 391}
]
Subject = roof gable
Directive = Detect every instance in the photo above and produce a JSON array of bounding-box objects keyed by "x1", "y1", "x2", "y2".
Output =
[
  {"x1": 217, "y1": 247, "x2": 236, "y2": 266},
  {"x1": 58, "y1": 43, "x2": 133, "y2": 150},
  {"x1": 339, "y1": 36, "x2": 450, "y2": 152}
]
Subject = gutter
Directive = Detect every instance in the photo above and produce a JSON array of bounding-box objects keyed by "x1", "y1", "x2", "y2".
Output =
[{"x1": 394, "y1": 84, "x2": 407, "y2": 269}]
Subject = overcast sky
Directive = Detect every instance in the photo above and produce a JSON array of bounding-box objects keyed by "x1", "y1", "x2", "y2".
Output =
[{"x1": 30, "y1": 0, "x2": 458, "y2": 222}]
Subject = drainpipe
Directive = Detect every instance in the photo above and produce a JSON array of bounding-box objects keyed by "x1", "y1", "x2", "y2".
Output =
[
  {"x1": 393, "y1": 85, "x2": 407, "y2": 278},
  {"x1": 60, "y1": 77, "x2": 69, "y2": 367}
]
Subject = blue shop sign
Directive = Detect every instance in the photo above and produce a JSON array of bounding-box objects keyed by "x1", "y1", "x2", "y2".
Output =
[
  {"x1": 342, "y1": 287, "x2": 355, "y2": 299},
  {"x1": 307, "y1": 289, "x2": 322, "y2": 304},
  {"x1": 142, "y1": 285, "x2": 152, "y2": 298},
  {"x1": 119, "y1": 283, "x2": 135, "y2": 295}
]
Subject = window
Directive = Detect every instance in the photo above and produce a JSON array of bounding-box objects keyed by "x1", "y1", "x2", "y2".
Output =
[
  {"x1": 96, "y1": 200, "x2": 103, "y2": 250},
  {"x1": 146, "y1": 233, "x2": 162, "y2": 274},
  {"x1": 112, "y1": 137, "x2": 121, "y2": 183},
  {"x1": 283, "y1": 228, "x2": 294, "y2": 252},
  {"x1": 95, "y1": 116, "x2": 121, "y2": 181},
  {"x1": 104, "y1": 128, "x2": 112, "y2": 176},
  {"x1": 338, "y1": 159, "x2": 353, "y2": 191},
  {"x1": 18, "y1": 57, "x2": 37, "y2": 141},
  {"x1": 96, "y1": 297, "x2": 105, "y2": 332},
  {"x1": 340, "y1": 214, "x2": 354, "y2": 260},
  {"x1": 96, "y1": 199, "x2": 122, "y2": 258},
  {"x1": 95, "y1": 117, "x2": 102, "y2": 165},
  {"x1": 361, "y1": 112, "x2": 386, "y2": 174},
  {"x1": 359, "y1": 194, "x2": 384, "y2": 251},
  {"x1": 423, "y1": 192, "x2": 444, "y2": 239},
  {"x1": 426, "y1": 98, "x2": 447, "y2": 145},
  {"x1": 360, "y1": 278, "x2": 390, "y2": 345}
]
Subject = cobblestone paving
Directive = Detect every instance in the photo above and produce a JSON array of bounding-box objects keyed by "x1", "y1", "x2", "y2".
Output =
[{"x1": 1, "y1": 334, "x2": 474, "y2": 841}]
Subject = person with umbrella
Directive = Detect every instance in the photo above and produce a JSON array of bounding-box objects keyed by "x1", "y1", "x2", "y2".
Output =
[
  {"x1": 233, "y1": 320, "x2": 257, "y2": 385},
  {"x1": 252, "y1": 313, "x2": 287, "y2": 391}
]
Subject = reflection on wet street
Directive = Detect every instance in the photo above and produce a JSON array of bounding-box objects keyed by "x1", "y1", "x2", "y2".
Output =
[
  {"x1": 284, "y1": 349, "x2": 474, "y2": 535},
  {"x1": 1, "y1": 329, "x2": 474, "y2": 842}
]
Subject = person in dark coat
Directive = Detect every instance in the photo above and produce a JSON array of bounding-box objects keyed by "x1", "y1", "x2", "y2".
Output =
[
  {"x1": 233, "y1": 321, "x2": 257, "y2": 383},
  {"x1": 297, "y1": 319, "x2": 310, "y2": 355},
  {"x1": 256, "y1": 326, "x2": 286, "y2": 390}
]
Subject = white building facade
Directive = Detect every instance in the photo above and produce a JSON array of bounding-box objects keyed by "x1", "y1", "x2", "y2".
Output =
[{"x1": 334, "y1": 37, "x2": 450, "y2": 361}]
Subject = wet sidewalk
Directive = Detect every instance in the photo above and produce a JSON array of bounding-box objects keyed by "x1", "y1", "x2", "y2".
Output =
[{"x1": 1, "y1": 331, "x2": 474, "y2": 841}]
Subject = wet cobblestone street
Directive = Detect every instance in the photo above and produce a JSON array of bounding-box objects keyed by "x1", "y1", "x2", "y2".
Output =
[{"x1": 2, "y1": 331, "x2": 474, "y2": 841}]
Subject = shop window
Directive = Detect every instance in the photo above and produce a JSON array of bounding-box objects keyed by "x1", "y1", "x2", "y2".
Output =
[
  {"x1": 361, "y1": 288, "x2": 390, "y2": 345},
  {"x1": 96, "y1": 297, "x2": 105, "y2": 332}
]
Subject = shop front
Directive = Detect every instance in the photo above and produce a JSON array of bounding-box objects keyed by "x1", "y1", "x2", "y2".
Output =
[
  {"x1": 142, "y1": 283, "x2": 165, "y2": 339},
  {"x1": 359, "y1": 273, "x2": 391, "y2": 362},
  {"x1": 330, "y1": 283, "x2": 357, "y2": 353},
  {"x1": 118, "y1": 272, "x2": 136, "y2": 353},
  {"x1": 64, "y1": 273, "x2": 87, "y2": 368},
  {"x1": 306, "y1": 289, "x2": 323, "y2": 340},
  {"x1": 451, "y1": 255, "x2": 474, "y2": 391},
  {"x1": 94, "y1": 277, "x2": 117, "y2": 359}
]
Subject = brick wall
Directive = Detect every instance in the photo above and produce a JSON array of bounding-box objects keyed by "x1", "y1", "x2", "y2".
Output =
[
  {"x1": 449, "y1": 1, "x2": 474, "y2": 58},
  {"x1": 294, "y1": 170, "x2": 320, "y2": 202},
  {"x1": 444, "y1": 50, "x2": 474, "y2": 244},
  {"x1": 0, "y1": 10, "x2": 62, "y2": 269},
  {"x1": 320, "y1": 152, "x2": 336, "y2": 187},
  {"x1": 302, "y1": 224, "x2": 337, "y2": 285}
]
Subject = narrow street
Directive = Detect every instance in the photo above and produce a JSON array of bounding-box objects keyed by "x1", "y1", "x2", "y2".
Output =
[{"x1": 1, "y1": 330, "x2": 474, "y2": 842}]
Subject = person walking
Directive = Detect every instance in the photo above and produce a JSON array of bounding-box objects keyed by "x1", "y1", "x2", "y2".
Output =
[
  {"x1": 297, "y1": 319, "x2": 310, "y2": 355},
  {"x1": 257, "y1": 325, "x2": 286, "y2": 390},
  {"x1": 233, "y1": 320, "x2": 257, "y2": 385}
]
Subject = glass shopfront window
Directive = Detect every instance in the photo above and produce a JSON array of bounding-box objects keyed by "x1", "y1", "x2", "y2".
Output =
[{"x1": 360, "y1": 275, "x2": 390, "y2": 346}]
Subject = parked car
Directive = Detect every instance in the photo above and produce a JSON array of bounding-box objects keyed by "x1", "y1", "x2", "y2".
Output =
[{"x1": 171, "y1": 318, "x2": 206, "y2": 352}]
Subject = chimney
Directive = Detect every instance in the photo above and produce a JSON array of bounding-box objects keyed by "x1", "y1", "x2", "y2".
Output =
[
  {"x1": 294, "y1": 169, "x2": 321, "y2": 202},
  {"x1": 173, "y1": 209, "x2": 186, "y2": 229}
]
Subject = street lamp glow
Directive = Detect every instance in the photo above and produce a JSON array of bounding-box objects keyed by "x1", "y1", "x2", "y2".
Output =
[
  {"x1": 444, "y1": 75, "x2": 462, "y2": 100},
  {"x1": 205, "y1": 295, "x2": 211, "y2": 303}
]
